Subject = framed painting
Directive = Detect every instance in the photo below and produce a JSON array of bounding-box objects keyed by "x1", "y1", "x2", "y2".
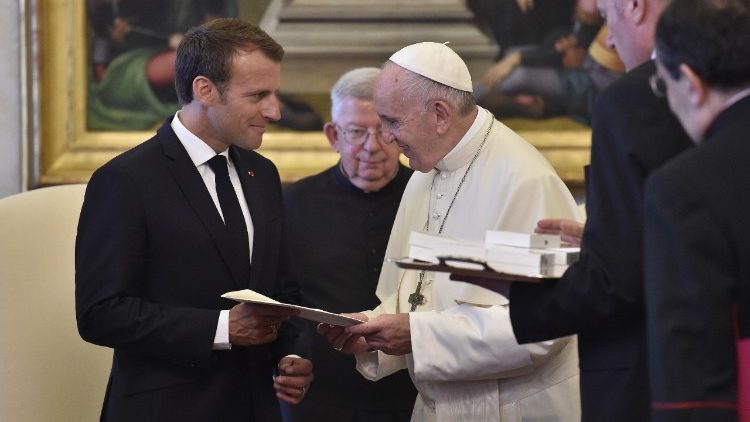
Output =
[{"x1": 23, "y1": 0, "x2": 590, "y2": 189}]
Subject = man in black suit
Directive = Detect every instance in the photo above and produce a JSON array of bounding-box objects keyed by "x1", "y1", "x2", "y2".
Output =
[
  {"x1": 644, "y1": 1, "x2": 750, "y2": 420},
  {"x1": 75, "y1": 19, "x2": 313, "y2": 421},
  {"x1": 508, "y1": 0, "x2": 693, "y2": 420}
]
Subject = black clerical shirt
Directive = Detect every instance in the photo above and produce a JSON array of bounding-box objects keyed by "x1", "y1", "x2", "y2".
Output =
[{"x1": 283, "y1": 163, "x2": 416, "y2": 412}]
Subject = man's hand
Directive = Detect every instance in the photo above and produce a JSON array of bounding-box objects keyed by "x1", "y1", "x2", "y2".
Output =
[
  {"x1": 480, "y1": 51, "x2": 522, "y2": 90},
  {"x1": 228, "y1": 303, "x2": 296, "y2": 346},
  {"x1": 535, "y1": 218, "x2": 584, "y2": 246},
  {"x1": 317, "y1": 313, "x2": 370, "y2": 354},
  {"x1": 274, "y1": 356, "x2": 313, "y2": 405},
  {"x1": 346, "y1": 313, "x2": 412, "y2": 356}
]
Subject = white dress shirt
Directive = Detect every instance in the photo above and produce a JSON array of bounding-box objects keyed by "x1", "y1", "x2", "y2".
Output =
[{"x1": 171, "y1": 112, "x2": 254, "y2": 350}]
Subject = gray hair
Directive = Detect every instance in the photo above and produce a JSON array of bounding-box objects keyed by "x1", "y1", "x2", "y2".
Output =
[
  {"x1": 385, "y1": 61, "x2": 475, "y2": 116},
  {"x1": 330, "y1": 67, "x2": 381, "y2": 121}
]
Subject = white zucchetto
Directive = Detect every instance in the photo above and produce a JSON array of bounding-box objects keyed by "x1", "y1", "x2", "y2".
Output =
[{"x1": 388, "y1": 42, "x2": 473, "y2": 92}]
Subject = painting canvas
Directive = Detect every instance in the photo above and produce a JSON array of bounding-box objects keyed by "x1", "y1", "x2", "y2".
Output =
[
  {"x1": 86, "y1": 0, "x2": 311, "y2": 132},
  {"x1": 24, "y1": 0, "x2": 590, "y2": 189}
]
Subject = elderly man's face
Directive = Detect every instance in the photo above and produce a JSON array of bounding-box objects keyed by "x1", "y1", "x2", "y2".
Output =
[
  {"x1": 326, "y1": 97, "x2": 401, "y2": 192},
  {"x1": 374, "y1": 65, "x2": 441, "y2": 172}
]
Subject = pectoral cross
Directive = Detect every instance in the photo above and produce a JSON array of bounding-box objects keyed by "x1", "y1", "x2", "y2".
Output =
[{"x1": 408, "y1": 271, "x2": 427, "y2": 311}]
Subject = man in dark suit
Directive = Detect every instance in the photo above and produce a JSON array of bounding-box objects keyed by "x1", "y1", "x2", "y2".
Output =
[
  {"x1": 75, "y1": 19, "x2": 313, "y2": 421},
  {"x1": 644, "y1": 1, "x2": 750, "y2": 420},
  {"x1": 508, "y1": 0, "x2": 693, "y2": 420}
]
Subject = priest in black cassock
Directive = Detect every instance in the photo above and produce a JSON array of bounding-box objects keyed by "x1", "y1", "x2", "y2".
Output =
[{"x1": 282, "y1": 67, "x2": 416, "y2": 421}]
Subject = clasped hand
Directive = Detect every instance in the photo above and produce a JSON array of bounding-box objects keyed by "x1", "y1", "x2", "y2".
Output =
[
  {"x1": 274, "y1": 356, "x2": 313, "y2": 405},
  {"x1": 317, "y1": 313, "x2": 412, "y2": 356}
]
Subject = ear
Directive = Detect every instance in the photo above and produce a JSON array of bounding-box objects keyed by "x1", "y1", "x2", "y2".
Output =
[
  {"x1": 434, "y1": 100, "x2": 452, "y2": 136},
  {"x1": 192, "y1": 75, "x2": 218, "y2": 106},
  {"x1": 323, "y1": 122, "x2": 340, "y2": 151},
  {"x1": 627, "y1": 0, "x2": 646, "y2": 25},
  {"x1": 679, "y1": 63, "x2": 708, "y2": 107}
]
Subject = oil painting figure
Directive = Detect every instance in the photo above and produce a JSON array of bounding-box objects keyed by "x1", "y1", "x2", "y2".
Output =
[{"x1": 86, "y1": 0, "x2": 239, "y2": 130}]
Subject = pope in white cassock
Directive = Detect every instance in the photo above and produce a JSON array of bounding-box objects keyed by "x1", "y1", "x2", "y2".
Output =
[{"x1": 320, "y1": 42, "x2": 582, "y2": 421}]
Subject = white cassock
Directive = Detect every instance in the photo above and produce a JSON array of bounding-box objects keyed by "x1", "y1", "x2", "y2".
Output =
[{"x1": 356, "y1": 107, "x2": 582, "y2": 422}]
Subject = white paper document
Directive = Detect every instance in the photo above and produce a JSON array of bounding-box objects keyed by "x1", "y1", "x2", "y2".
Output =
[{"x1": 221, "y1": 289, "x2": 364, "y2": 327}]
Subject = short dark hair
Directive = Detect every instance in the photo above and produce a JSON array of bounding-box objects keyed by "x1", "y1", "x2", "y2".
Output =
[
  {"x1": 174, "y1": 18, "x2": 284, "y2": 105},
  {"x1": 656, "y1": 0, "x2": 750, "y2": 91}
]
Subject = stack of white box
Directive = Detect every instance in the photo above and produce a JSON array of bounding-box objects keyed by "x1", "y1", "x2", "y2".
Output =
[
  {"x1": 406, "y1": 230, "x2": 580, "y2": 276},
  {"x1": 407, "y1": 231, "x2": 486, "y2": 269},
  {"x1": 484, "y1": 230, "x2": 578, "y2": 277}
]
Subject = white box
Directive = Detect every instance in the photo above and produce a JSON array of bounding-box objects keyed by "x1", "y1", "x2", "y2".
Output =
[
  {"x1": 408, "y1": 231, "x2": 445, "y2": 248},
  {"x1": 485, "y1": 230, "x2": 561, "y2": 249},
  {"x1": 486, "y1": 245, "x2": 553, "y2": 267},
  {"x1": 408, "y1": 231, "x2": 486, "y2": 263},
  {"x1": 408, "y1": 244, "x2": 440, "y2": 264},
  {"x1": 544, "y1": 247, "x2": 581, "y2": 265},
  {"x1": 407, "y1": 243, "x2": 486, "y2": 265},
  {"x1": 434, "y1": 240, "x2": 486, "y2": 262},
  {"x1": 486, "y1": 261, "x2": 568, "y2": 277}
]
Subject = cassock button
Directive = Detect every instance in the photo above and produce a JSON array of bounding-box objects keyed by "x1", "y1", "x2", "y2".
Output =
[
  {"x1": 371, "y1": 267, "x2": 379, "y2": 274},
  {"x1": 436, "y1": 193, "x2": 445, "y2": 199},
  {"x1": 432, "y1": 213, "x2": 442, "y2": 220},
  {"x1": 440, "y1": 173, "x2": 448, "y2": 180},
  {"x1": 371, "y1": 248, "x2": 377, "y2": 255}
]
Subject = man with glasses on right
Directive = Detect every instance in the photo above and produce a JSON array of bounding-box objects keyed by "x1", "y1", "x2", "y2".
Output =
[
  {"x1": 283, "y1": 67, "x2": 416, "y2": 421},
  {"x1": 644, "y1": 0, "x2": 750, "y2": 420}
]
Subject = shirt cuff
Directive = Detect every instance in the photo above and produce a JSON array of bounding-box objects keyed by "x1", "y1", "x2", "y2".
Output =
[{"x1": 212, "y1": 309, "x2": 231, "y2": 350}]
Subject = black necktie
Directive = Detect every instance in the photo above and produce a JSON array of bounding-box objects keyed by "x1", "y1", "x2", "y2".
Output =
[{"x1": 207, "y1": 155, "x2": 250, "y2": 266}]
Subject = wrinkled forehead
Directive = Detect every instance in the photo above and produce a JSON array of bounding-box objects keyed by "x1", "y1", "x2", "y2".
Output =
[
  {"x1": 336, "y1": 97, "x2": 379, "y2": 123},
  {"x1": 374, "y1": 64, "x2": 410, "y2": 108},
  {"x1": 375, "y1": 64, "x2": 401, "y2": 91}
]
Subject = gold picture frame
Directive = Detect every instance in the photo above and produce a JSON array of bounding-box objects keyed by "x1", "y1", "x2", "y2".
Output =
[{"x1": 24, "y1": 0, "x2": 590, "y2": 189}]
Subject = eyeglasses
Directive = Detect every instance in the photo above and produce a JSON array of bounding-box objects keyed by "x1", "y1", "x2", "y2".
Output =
[
  {"x1": 649, "y1": 73, "x2": 667, "y2": 98},
  {"x1": 335, "y1": 125, "x2": 386, "y2": 145}
]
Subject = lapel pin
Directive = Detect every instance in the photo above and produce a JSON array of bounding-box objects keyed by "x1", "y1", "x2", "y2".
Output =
[{"x1": 247, "y1": 170, "x2": 255, "y2": 177}]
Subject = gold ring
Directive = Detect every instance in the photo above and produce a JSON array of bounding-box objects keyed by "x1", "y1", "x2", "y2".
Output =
[{"x1": 334, "y1": 345, "x2": 343, "y2": 351}]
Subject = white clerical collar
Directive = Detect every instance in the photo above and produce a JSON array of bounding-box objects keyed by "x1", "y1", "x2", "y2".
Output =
[
  {"x1": 171, "y1": 111, "x2": 230, "y2": 167},
  {"x1": 435, "y1": 106, "x2": 491, "y2": 172}
]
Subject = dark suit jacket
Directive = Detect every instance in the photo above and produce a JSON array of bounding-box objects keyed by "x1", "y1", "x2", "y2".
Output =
[
  {"x1": 509, "y1": 61, "x2": 693, "y2": 421},
  {"x1": 75, "y1": 120, "x2": 304, "y2": 422},
  {"x1": 644, "y1": 95, "x2": 750, "y2": 422}
]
